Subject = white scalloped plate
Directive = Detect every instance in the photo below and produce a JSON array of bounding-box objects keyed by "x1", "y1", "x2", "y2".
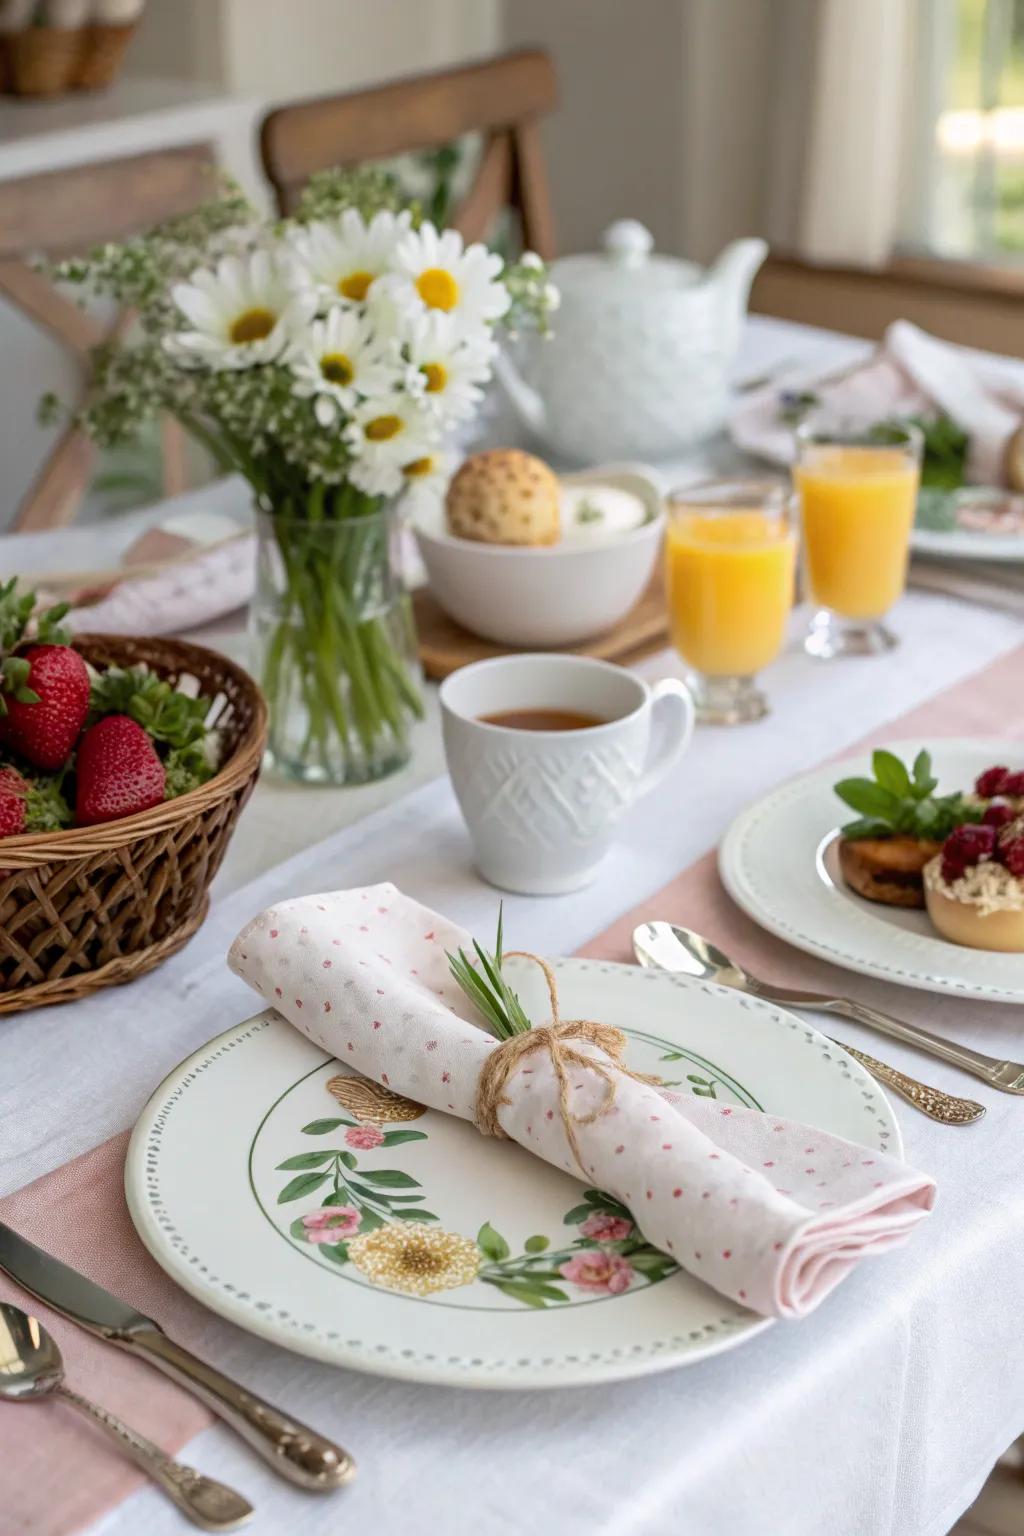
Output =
[
  {"x1": 125, "y1": 958, "x2": 900, "y2": 1390},
  {"x1": 720, "y1": 739, "x2": 1024, "y2": 1004}
]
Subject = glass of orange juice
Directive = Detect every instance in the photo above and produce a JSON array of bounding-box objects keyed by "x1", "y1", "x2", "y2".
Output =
[
  {"x1": 794, "y1": 417, "x2": 922, "y2": 660},
  {"x1": 665, "y1": 481, "x2": 796, "y2": 725}
]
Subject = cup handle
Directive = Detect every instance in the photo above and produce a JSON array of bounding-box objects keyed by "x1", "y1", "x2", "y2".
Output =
[{"x1": 636, "y1": 678, "x2": 695, "y2": 798}]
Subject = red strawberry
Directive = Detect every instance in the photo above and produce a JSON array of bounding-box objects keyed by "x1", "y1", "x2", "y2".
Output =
[
  {"x1": 75, "y1": 715, "x2": 166, "y2": 826},
  {"x1": 0, "y1": 766, "x2": 26, "y2": 837},
  {"x1": 1, "y1": 644, "x2": 90, "y2": 771}
]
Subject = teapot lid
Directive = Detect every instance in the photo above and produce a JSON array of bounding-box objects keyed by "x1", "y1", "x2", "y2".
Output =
[{"x1": 549, "y1": 219, "x2": 703, "y2": 298}]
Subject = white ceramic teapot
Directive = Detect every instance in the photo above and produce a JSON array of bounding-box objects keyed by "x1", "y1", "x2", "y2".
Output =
[{"x1": 495, "y1": 221, "x2": 767, "y2": 464}]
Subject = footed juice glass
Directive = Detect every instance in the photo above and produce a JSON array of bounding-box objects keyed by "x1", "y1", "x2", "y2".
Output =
[
  {"x1": 794, "y1": 417, "x2": 922, "y2": 659},
  {"x1": 665, "y1": 481, "x2": 796, "y2": 725}
]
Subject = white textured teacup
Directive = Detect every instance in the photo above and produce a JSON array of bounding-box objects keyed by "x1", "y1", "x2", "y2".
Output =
[{"x1": 440, "y1": 655, "x2": 695, "y2": 895}]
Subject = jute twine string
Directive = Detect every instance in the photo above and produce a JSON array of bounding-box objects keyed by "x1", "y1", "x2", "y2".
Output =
[{"x1": 474, "y1": 951, "x2": 661, "y2": 1175}]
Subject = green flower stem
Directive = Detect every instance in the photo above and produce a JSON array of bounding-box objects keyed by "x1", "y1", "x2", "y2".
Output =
[{"x1": 258, "y1": 489, "x2": 423, "y2": 779}]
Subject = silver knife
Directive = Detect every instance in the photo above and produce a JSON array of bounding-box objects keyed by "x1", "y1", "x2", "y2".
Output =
[{"x1": 0, "y1": 1222, "x2": 355, "y2": 1490}]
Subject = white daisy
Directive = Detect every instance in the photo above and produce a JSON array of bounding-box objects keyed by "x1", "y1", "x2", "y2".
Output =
[
  {"x1": 399, "y1": 446, "x2": 453, "y2": 499},
  {"x1": 345, "y1": 395, "x2": 437, "y2": 498},
  {"x1": 167, "y1": 251, "x2": 308, "y2": 370},
  {"x1": 287, "y1": 208, "x2": 412, "y2": 309},
  {"x1": 384, "y1": 222, "x2": 510, "y2": 335},
  {"x1": 403, "y1": 310, "x2": 495, "y2": 424},
  {"x1": 287, "y1": 307, "x2": 401, "y2": 426}
]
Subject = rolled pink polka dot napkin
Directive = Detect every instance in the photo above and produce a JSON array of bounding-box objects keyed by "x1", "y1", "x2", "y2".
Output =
[{"x1": 228, "y1": 884, "x2": 936, "y2": 1319}]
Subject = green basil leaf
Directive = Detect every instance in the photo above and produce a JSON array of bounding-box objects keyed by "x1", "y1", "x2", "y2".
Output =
[
  {"x1": 833, "y1": 778, "x2": 901, "y2": 820},
  {"x1": 872, "y1": 749, "x2": 911, "y2": 796}
]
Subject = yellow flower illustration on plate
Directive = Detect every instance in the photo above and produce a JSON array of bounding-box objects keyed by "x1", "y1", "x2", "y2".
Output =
[{"x1": 347, "y1": 1224, "x2": 481, "y2": 1296}]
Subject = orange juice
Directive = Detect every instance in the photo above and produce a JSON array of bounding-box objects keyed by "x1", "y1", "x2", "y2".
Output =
[
  {"x1": 795, "y1": 446, "x2": 918, "y2": 620},
  {"x1": 666, "y1": 510, "x2": 796, "y2": 677}
]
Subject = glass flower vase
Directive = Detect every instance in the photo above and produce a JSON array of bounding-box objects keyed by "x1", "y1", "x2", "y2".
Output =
[{"x1": 250, "y1": 490, "x2": 424, "y2": 785}]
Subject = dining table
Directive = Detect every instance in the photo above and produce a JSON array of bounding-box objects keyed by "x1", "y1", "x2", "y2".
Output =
[{"x1": 1, "y1": 311, "x2": 1022, "y2": 1536}]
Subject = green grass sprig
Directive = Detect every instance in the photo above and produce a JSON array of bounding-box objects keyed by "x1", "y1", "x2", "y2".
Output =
[{"x1": 447, "y1": 906, "x2": 534, "y2": 1041}]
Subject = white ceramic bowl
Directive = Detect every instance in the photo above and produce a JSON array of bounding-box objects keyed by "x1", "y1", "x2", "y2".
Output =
[{"x1": 411, "y1": 464, "x2": 665, "y2": 647}]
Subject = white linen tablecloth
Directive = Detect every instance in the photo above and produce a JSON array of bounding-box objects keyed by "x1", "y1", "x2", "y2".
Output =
[
  {"x1": 1, "y1": 597, "x2": 1021, "y2": 1536},
  {"x1": 2, "y1": 316, "x2": 1022, "y2": 1536}
]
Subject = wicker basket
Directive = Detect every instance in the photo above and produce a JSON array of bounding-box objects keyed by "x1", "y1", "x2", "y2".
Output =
[
  {"x1": 0, "y1": 635, "x2": 267, "y2": 1015},
  {"x1": 8, "y1": 25, "x2": 84, "y2": 97},
  {"x1": 74, "y1": 20, "x2": 136, "y2": 90}
]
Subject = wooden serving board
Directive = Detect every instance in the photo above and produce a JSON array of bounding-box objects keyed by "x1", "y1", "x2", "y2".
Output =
[{"x1": 414, "y1": 572, "x2": 670, "y2": 679}]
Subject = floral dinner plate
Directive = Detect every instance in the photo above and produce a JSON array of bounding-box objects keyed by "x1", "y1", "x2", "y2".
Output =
[{"x1": 125, "y1": 958, "x2": 901, "y2": 1389}]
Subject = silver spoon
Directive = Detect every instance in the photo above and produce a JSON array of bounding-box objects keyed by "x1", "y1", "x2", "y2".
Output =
[
  {"x1": 632, "y1": 921, "x2": 987, "y2": 1126},
  {"x1": 0, "y1": 1303, "x2": 253, "y2": 1531}
]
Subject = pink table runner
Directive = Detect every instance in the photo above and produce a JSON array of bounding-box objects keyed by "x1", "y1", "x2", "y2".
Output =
[{"x1": 3, "y1": 642, "x2": 1021, "y2": 1536}]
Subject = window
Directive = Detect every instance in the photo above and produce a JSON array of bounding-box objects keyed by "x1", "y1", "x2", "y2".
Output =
[{"x1": 906, "y1": 0, "x2": 1024, "y2": 263}]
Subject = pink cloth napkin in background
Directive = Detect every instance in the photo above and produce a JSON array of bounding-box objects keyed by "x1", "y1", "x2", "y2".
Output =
[
  {"x1": 731, "y1": 319, "x2": 1024, "y2": 484},
  {"x1": 229, "y1": 884, "x2": 936, "y2": 1320},
  {"x1": 66, "y1": 533, "x2": 256, "y2": 636}
]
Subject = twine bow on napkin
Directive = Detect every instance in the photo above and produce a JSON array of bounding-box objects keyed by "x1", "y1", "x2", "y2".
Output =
[{"x1": 473, "y1": 951, "x2": 660, "y2": 1174}]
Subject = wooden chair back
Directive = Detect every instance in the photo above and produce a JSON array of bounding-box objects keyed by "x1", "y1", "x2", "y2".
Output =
[
  {"x1": 260, "y1": 48, "x2": 558, "y2": 257},
  {"x1": 1, "y1": 145, "x2": 216, "y2": 532}
]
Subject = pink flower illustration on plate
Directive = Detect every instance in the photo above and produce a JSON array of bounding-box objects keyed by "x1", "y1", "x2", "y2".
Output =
[
  {"x1": 560, "y1": 1250, "x2": 634, "y2": 1295},
  {"x1": 579, "y1": 1210, "x2": 634, "y2": 1243},
  {"x1": 301, "y1": 1207, "x2": 360, "y2": 1244},
  {"x1": 345, "y1": 1125, "x2": 385, "y2": 1150}
]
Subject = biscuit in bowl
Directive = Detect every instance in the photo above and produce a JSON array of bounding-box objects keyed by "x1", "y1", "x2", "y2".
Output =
[{"x1": 446, "y1": 449, "x2": 561, "y2": 546}]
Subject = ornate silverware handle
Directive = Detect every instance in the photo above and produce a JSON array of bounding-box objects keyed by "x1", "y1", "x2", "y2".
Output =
[
  {"x1": 118, "y1": 1327, "x2": 355, "y2": 1490},
  {"x1": 57, "y1": 1385, "x2": 253, "y2": 1531},
  {"x1": 836, "y1": 1041, "x2": 986, "y2": 1126}
]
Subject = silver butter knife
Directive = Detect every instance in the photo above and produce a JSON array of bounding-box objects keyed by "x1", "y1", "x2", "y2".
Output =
[{"x1": 0, "y1": 1222, "x2": 355, "y2": 1490}]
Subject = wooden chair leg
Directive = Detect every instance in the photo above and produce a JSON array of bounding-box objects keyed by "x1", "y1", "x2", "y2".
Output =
[
  {"x1": 13, "y1": 425, "x2": 96, "y2": 532},
  {"x1": 160, "y1": 414, "x2": 189, "y2": 499},
  {"x1": 512, "y1": 120, "x2": 556, "y2": 260}
]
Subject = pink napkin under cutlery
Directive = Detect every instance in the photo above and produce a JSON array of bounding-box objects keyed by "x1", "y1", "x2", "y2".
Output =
[
  {"x1": 732, "y1": 319, "x2": 1024, "y2": 485},
  {"x1": 228, "y1": 884, "x2": 936, "y2": 1320}
]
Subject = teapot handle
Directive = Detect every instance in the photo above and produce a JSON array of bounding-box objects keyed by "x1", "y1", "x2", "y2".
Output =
[{"x1": 707, "y1": 237, "x2": 768, "y2": 352}]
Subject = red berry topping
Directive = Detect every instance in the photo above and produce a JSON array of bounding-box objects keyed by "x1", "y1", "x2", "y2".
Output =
[
  {"x1": 941, "y1": 822, "x2": 997, "y2": 882},
  {"x1": 1003, "y1": 770, "x2": 1024, "y2": 797},
  {"x1": 982, "y1": 800, "x2": 1016, "y2": 829},
  {"x1": 975, "y1": 765, "x2": 1010, "y2": 798},
  {"x1": 1003, "y1": 839, "x2": 1024, "y2": 879}
]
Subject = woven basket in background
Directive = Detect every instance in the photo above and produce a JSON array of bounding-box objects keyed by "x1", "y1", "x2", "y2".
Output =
[
  {"x1": 75, "y1": 19, "x2": 136, "y2": 90},
  {"x1": 0, "y1": 635, "x2": 267, "y2": 1015},
  {"x1": 7, "y1": 24, "x2": 83, "y2": 96}
]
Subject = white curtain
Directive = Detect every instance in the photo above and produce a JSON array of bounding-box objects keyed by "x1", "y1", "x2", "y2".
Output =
[{"x1": 765, "y1": 0, "x2": 916, "y2": 267}]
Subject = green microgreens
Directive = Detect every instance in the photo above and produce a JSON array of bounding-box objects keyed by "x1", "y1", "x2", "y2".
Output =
[
  {"x1": 835, "y1": 748, "x2": 982, "y2": 841},
  {"x1": 447, "y1": 906, "x2": 534, "y2": 1041}
]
